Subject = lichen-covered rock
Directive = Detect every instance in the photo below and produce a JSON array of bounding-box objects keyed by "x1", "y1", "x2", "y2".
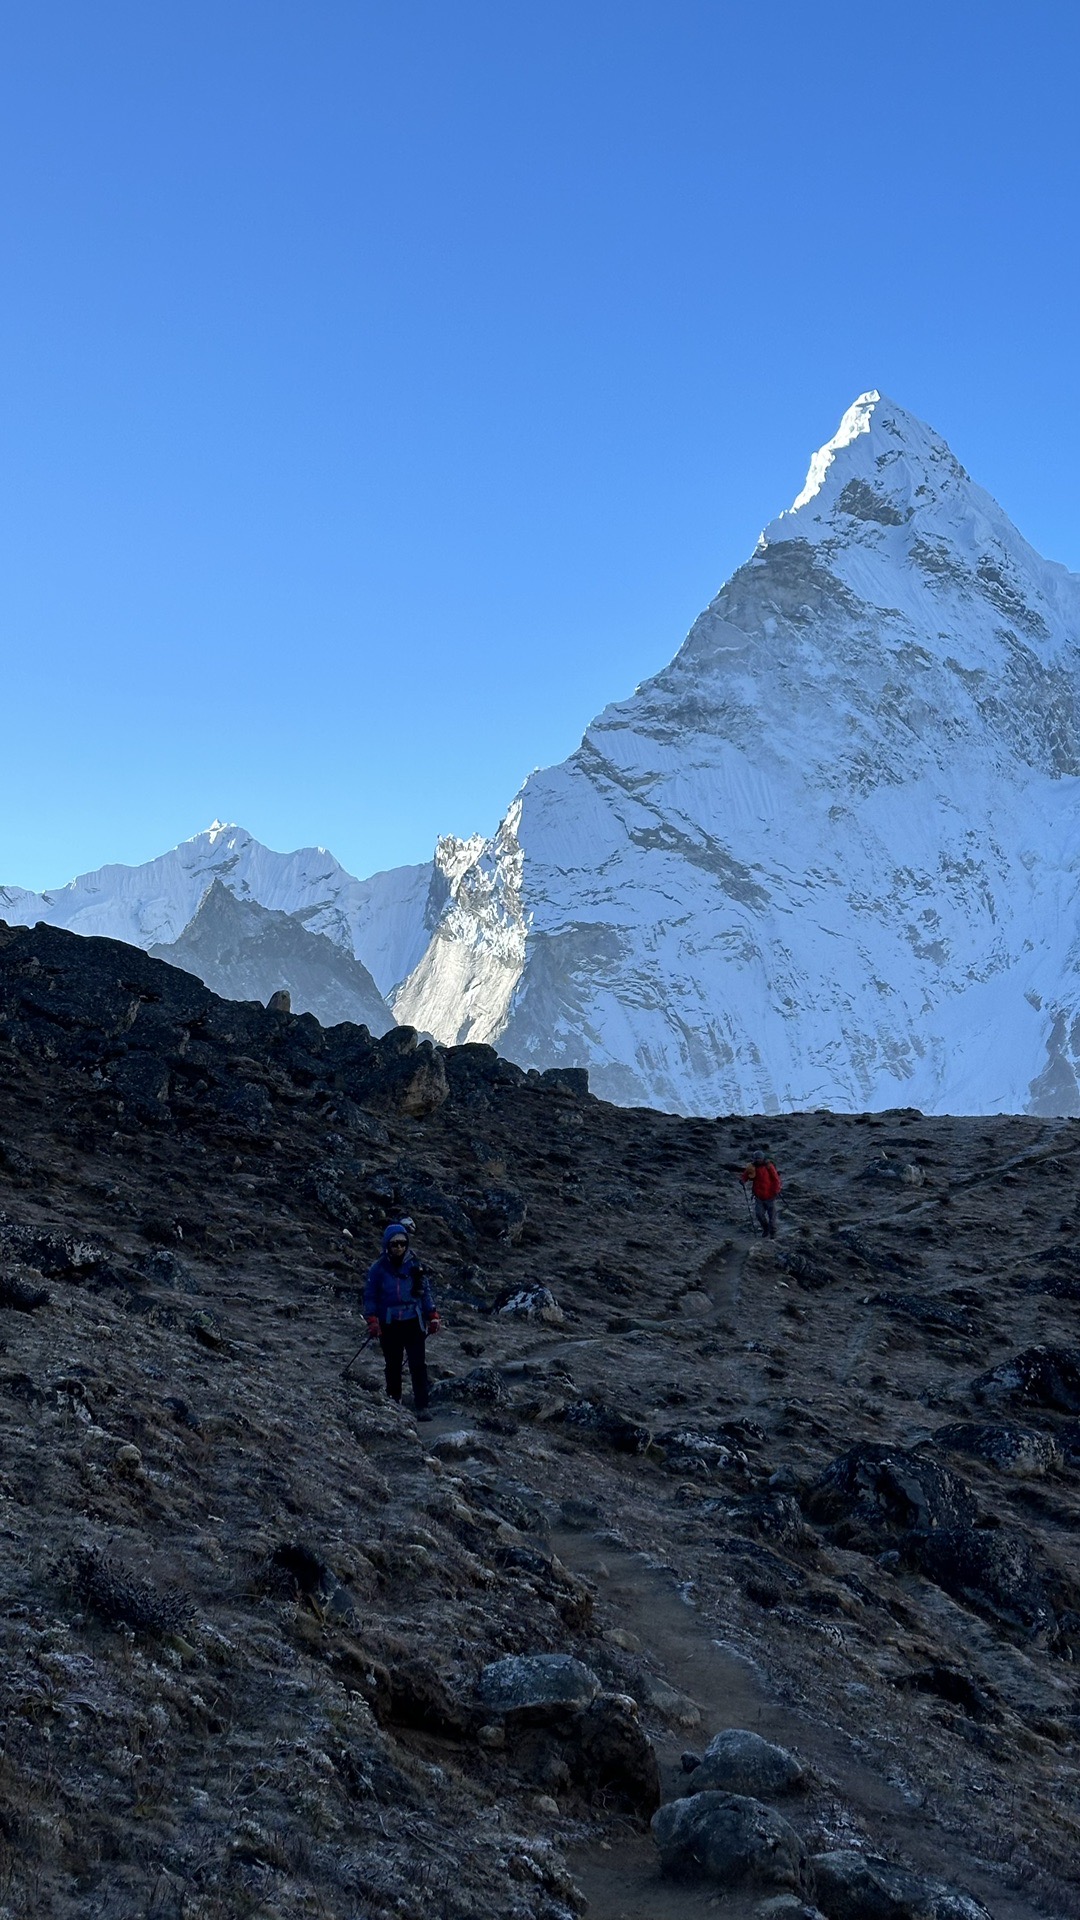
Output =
[
  {"x1": 494, "y1": 1284, "x2": 564, "y2": 1325},
  {"x1": 972, "y1": 1346, "x2": 1080, "y2": 1415},
  {"x1": 652, "y1": 1791, "x2": 808, "y2": 1893},
  {"x1": 930, "y1": 1422, "x2": 1061, "y2": 1476},
  {"x1": 476, "y1": 1652, "x2": 600, "y2": 1721}
]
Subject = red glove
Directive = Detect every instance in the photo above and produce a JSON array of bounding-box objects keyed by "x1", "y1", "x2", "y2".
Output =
[
  {"x1": 366, "y1": 1316, "x2": 380, "y2": 1338},
  {"x1": 426, "y1": 1311, "x2": 440, "y2": 1337}
]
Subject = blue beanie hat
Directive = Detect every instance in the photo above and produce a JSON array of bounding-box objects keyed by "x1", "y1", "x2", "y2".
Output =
[{"x1": 382, "y1": 1222, "x2": 410, "y2": 1253}]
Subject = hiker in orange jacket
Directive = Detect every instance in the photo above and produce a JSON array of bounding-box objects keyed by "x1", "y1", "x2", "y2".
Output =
[{"x1": 740, "y1": 1151, "x2": 782, "y2": 1238}]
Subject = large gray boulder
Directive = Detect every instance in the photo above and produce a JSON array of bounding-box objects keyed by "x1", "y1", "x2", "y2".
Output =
[
  {"x1": 811, "y1": 1851, "x2": 992, "y2": 1920},
  {"x1": 652, "y1": 1791, "x2": 808, "y2": 1893},
  {"x1": 685, "y1": 1729, "x2": 805, "y2": 1799},
  {"x1": 476, "y1": 1653, "x2": 600, "y2": 1721}
]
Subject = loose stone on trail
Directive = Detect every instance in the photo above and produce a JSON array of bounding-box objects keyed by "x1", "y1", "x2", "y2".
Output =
[
  {"x1": 682, "y1": 1728, "x2": 806, "y2": 1799},
  {"x1": 652, "y1": 1790, "x2": 809, "y2": 1893}
]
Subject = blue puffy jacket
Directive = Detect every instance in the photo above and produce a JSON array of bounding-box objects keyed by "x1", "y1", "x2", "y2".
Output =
[{"x1": 363, "y1": 1225, "x2": 435, "y2": 1325}]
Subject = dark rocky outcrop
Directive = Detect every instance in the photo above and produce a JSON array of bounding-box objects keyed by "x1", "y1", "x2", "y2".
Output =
[
  {"x1": 150, "y1": 880, "x2": 394, "y2": 1035},
  {"x1": 972, "y1": 1345, "x2": 1080, "y2": 1414},
  {"x1": 810, "y1": 1850, "x2": 991, "y2": 1919}
]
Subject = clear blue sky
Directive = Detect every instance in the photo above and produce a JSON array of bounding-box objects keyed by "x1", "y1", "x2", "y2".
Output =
[{"x1": 3, "y1": 1, "x2": 1078, "y2": 889}]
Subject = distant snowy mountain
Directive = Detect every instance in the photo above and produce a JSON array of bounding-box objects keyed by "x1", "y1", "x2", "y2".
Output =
[
  {"x1": 149, "y1": 881, "x2": 393, "y2": 1033},
  {"x1": 394, "y1": 393, "x2": 1080, "y2": 1115},
  {"x1": 7, "y1": 392, "x2": 1080, "y2": 1116},
  {"x1": 0, "y1": 821, "x2": 439, "y2": 1006}
]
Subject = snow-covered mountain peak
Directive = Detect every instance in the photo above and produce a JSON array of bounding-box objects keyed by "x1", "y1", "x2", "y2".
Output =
[
  {"x1": 9, "y1": 394, "x2": 1080, "y2": 1117},
  {"x1": 778, "y1": 389, "x2": 971, "y2": 537},
  {"x1": 701, "y1": 391, "x2": 1080, "y2": 691},
  {"x1": 789, "y1": 388, "x2": 884, "y2": 510},
  {"x1": 393, "y1": 392, "x2": 1080, "y2": 1115}
]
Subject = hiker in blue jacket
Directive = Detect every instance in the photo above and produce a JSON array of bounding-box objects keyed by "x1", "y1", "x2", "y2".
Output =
[{"x1": 364, "y1": 1222, "x2": 439, "y2": 1419}]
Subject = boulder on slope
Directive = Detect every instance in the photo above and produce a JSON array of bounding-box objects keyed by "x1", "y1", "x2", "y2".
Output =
[
  {"x1": 972, "y1": 1346, "x2": 1080, "y2": 1415},
  {"x1": 810, "y1": 1849, "x2": 991, "y2": 1920},
  {"x1": 681, "y1": 1729, "x2": 805, "y2": 1799},
  {"x1": 476, "y1": 1652, "x2": 600, "y2": 1721},
  {"x1": 652, "y1": 1791, "x2": 808, "y2": 1893}
]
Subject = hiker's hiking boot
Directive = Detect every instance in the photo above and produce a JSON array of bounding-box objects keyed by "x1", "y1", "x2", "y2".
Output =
[{"x1": 416, "y1": 1408, "x2": 434, "y2": 1422}]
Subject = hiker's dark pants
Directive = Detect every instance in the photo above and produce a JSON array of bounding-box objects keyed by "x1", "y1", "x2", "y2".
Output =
[
  {"x1": 379, "y1": 1318, "x2": 430, "y2": 1410},
  {"x1": 754, "y1": 1196, "x2": 778, "y2": 1238}
]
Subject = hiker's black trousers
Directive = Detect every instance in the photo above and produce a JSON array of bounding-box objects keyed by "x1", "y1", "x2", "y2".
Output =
[{"x1": 379, "y1": 1318, "x2": 430, "y2": 1410}]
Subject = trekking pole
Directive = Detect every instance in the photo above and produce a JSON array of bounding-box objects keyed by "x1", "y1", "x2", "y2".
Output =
[
  {"x1": 742, "y1": 1183, "x2": 756, "y2": 1234},
  {"x1": 341, "y1": 1333, "x2": 376, "y2": 1381}
]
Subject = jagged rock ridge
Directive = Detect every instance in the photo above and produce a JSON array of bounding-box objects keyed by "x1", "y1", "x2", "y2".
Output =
[{"x1": 149, "y1": 880, "x2": 394, "y2": 1035}]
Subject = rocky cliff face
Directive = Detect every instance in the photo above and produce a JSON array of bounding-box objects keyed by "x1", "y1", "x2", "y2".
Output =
[
  {"x1": 395, "y1": 394, "x2": 1080, "y2": 1115},
  {"x1": 149, "y1": 880, "x2": 395, "y2": 1034}
]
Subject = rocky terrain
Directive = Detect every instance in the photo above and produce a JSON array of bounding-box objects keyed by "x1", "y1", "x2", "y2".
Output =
[{"x1": 2, "y1": 919, "x2": 1080, "y2": 1919}]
